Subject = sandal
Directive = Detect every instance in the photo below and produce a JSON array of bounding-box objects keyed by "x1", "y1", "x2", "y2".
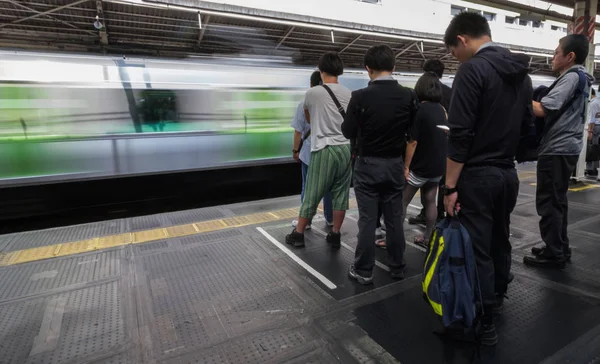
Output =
[{"x1": 414, "y1": 235, "x2": 428, "y2": 249}]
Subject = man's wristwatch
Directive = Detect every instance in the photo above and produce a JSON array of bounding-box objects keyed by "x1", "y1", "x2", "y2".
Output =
[{"x1": 441, "y1": 185, "x2": 458, "y2": 196}]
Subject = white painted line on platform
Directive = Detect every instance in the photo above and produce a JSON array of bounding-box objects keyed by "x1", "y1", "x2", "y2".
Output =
[{"x1": 256, "y1": 227, "x2": 337, "y2": 290}]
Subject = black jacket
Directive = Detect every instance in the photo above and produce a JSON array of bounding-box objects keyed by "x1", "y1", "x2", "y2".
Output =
[
  {"x1": 441, "y1": 83, "x2": 453, "y2": 111},
  {"x1": 447, "y1": 45, "x2": 533, "y2": 168},
  {"x1": 341, "y1": 79, "x2": 416, "y2": 158}
]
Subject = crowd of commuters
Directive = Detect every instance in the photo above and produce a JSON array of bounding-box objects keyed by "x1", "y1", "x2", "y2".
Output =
[{"x1": 286, "y1": 11, "x2": 594, "y2": 346}]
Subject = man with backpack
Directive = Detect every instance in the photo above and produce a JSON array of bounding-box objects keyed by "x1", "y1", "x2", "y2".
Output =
[
  {"x1": 285, "y1": 52, "x2": 352, "y2": 249},
  {"x1": 524, "y1": 34, "x2": 594, "y2": 269},
  {"x1": 441, "y1": 12, "x2": 533, "y2": 345}
]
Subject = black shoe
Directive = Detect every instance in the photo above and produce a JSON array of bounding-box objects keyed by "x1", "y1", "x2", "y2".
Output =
[
  {"x1": 523, "y1": 254, "x2": 566, "y2": 269},
  {"x1": 531, "y1": 246, "x2": 571, "y2": 260},
  {"x1": 390, "y1": 267, "x2": 405, "y2": 280},
  {"x1": 326, "y1": 231, "x2": 341, "y2": 249},
  {"x1": 285, "y1": 229, "x2": 305, "y2": 248},
  {"x1": 492, "y1": 293, "x2": 507, "y2": 316},
  {"x1": 479, "y1": 323, "x2": 498, "y2": 346},
  {"x1": 348, "y1": 265, "x2": 373, "y2": 285},
  {"x1": 408, "y1": 213, "x2": 426, "y2": 225}
]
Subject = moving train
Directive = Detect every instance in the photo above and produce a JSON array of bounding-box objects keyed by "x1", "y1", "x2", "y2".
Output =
[{"x1": 0, "y1": 50, "x2": 558, "y2": 188}]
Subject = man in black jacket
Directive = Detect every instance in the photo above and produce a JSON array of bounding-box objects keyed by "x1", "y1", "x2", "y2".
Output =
[
  {"x1": 342, "y1": 45, "x2": 415, "y2": 284},
  {"x1": 442, "y1": 12, "x2": 533, "y2": 345}
]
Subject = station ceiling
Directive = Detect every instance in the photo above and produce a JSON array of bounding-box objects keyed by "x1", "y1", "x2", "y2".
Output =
[{"x1": 0, "y1": 0, "x2": 592, "y2": 77}]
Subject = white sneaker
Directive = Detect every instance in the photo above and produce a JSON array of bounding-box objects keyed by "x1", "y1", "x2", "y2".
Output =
[
  {"x1": 291, "y1": 220, "x2": 311, "y2": 230},
  {"x1": 325, "y1": 220, "x2": 334, "y2": 227}
]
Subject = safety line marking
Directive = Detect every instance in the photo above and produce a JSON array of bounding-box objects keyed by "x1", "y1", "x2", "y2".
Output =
[{"x1": 256, "y1": 227, "x2": 337, "y2": 290}]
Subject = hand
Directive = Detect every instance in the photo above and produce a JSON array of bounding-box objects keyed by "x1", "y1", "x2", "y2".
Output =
[
  {"x1": 293, "y1": 151, "x2": 300, "y2": 162},
  {"x1": 444, "y1": 192, "x2": 460, "y2": 217}
]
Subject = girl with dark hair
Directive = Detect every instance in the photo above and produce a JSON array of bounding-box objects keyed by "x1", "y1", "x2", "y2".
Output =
[{"x1": 403, "y1": 72, "x2": 448, "y2": 247}]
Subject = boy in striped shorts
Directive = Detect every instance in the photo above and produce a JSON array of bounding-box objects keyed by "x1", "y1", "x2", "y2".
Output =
[{"x1": 285, "y1": 52, "x2": 352, "y2": 248}]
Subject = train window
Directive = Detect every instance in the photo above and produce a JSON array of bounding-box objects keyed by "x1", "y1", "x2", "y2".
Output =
[
  {"x1": 483, "y1": 12, "x2": 496, "y2": 22},
  {"x1": 137, "y1": 89, "x2": 178, "y2": 132},
  {"x1": 505, "y1": 16, "x2": 516, "y2": 24}
]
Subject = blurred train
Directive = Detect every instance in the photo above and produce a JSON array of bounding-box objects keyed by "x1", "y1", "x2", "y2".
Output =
[{"x1": 0, "y1": 50, "x2": 558, "y2": 189}]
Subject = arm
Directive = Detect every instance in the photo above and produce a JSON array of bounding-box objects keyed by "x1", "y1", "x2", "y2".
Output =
[
  {"x1": 444, "y1": 63, "x2": 481, "y2": 216},
  {"x1": 537, "y1": 72, "x2": 579, "y2": 119},
  {"x1": 445, "y1": 62, "x2": 481, "y2": 187},
  {"x1": 291, "y1": 102, "x2": 305, "y2": 160},
  {"x1": 404, "y1": 107, "x2": 421, "y2": 171},
  {"x1": 404, "y1": 141, "x2": 417, "y2": 170},
  {"x1": 341, "y1": 92, "x2": 359, "y2": 139}
]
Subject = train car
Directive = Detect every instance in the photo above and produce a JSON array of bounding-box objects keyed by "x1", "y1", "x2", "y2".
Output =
[{"x1": 0, "y1": 50, "x2": 557, "y2": 188}]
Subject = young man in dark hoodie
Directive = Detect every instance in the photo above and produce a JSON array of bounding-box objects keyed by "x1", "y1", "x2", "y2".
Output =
[{"x1": 442, "y1": 12, "x2": 533, "y2": 345}]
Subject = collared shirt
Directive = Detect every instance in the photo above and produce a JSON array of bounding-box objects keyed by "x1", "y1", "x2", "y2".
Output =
[
  {"x1": 290, "y1": 99, "x2": 311, "y2": 165},
  {"x1": 475, "y1": 41, "x2": 496, "y2": 54},
  {"x1": 588, "y1": 96, "x2": 600, "y2": 125},
  {"x1": 369, "y1": 74, "x2": 395, "y2": 84}
]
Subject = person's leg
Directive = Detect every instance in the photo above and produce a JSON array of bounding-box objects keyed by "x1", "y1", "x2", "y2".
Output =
[
  {"x1": 350, "y1": 157, "x2": 379, "y2": 283},
  {"x1": 526, "y1": 156, "x2": 571, "y2": 267},
  {"x1": 285, "y1": 149, "x2": 332, "y2": 247},
  {"x1": 420, "y1": 181, "x2": 439, "y2": 243},
  {"x1": 322, "y1": 191, "x2": 334, "y2": 225},
  {"x1": 293, "y1": 162, "x2": 312, "y2": 229},
  {"x1": 490, "y1": 168, "x2": 519, "y2": 315},
  {"x1": 456, "y1": 166, "x2": 501, "y2": 345},
  {"x1": 380, "y1": 158, "x2": 406, "y2": 278},
  {"x1": 560, "y1": 156, "x2": 578, "y2": 255},
  {"x1": 327, "y1": 144, "x2": 353, "y2": 245}
]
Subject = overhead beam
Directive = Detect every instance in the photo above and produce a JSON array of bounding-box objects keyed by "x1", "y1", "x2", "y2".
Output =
[
  {"x1": 1, "y1": 0, "x2": 96, "y2": 35},
  {"x1": 97, "y1": 0, "x2": 108, "y2": 46},
  {"x1": 467, "y1": 0, "x2": 600, "y2": 29},
  {"x1": 415, "y1": 41, "x2": 426, "y2": 60},
  {"x1": 339, "y1": 34, "x2": 362, "y2": 54},
  {"x1": 275, "y1": 26, "x2": 294, "y2": 50},
  {"x1": 0, "y1": 0, "x2": 90, "y2": 28},
  {"x1": 196, "y1": 14, "x2": 210, "y2": 48},
  {"x1": 395, "y1": 42, "x2": 417, "y2": 59}
]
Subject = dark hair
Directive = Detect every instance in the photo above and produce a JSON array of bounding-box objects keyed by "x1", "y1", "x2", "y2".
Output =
[
  {"x1": 415, "y1": 72, "x2": 443, "y2": 103},
  {"x1": 444, "y1": 12, "x2": 491, "y2": 47},
  {"x1": 592, "y1": 87, "x2": 597, "y2": 96},
  {"x1": 364, "y1": 44, "x2": 395, "y2": 72},
  {"x1": 423, "y1": 59, "x2": 445, "y2": 78},
  {"x1": 559, "y1": 34, "x2": 589, "y2": 65},
  {"x1": 318, "y1": 52, "x2": 344, "y2": 77},
  {"x1": 310, "y1": 70, "x2": 322, "y2": 87}
]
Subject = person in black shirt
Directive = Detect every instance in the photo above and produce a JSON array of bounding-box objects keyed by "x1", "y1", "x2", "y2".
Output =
[
  {"x1": 342, "y1": 44, "x2": 414, "y2": 284},
  {"x1": 442, "y1": 12, "x2": 532, "y2": 345},
  {"x1": 409, "y1": 59, "x2": 453, "y2": 226},
  {"x1": 403, "y1": 72, "x2": 448, "y2": 247}
]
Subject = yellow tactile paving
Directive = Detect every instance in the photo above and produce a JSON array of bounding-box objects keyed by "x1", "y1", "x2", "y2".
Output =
[{"x1": 1, "y1": 175, "x2": 592, "y2": 267}]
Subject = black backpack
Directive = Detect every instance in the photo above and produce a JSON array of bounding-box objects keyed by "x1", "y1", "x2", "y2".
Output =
[{"x1": 516, "y1": 69, "x2": 590, "y2": 163}]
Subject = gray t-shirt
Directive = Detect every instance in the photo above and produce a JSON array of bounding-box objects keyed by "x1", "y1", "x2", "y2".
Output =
[
  {"x1": 304, "y1": 83, "x2": 351, "y2": 152},
  {"x1": 539, "y1": 65, "x2": 594, "y2": 156}
]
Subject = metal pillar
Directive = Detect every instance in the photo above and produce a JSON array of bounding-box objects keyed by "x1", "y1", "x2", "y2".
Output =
[{"x1": 572, "y1": 0, "x2": 597, "y2": 181}]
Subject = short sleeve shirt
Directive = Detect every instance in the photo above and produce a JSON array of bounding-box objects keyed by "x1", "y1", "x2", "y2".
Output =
[
  {"x1": 303, "y1": 83, "x2": 352, "y2": 152},
  {"x1": 290, "y1": 100, "x2": 311, "y2": 165}
]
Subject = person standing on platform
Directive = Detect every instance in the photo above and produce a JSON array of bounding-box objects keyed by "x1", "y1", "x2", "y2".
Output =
[
  {"x1": 442, "y1": 12, "x2": 533, "y2": 345},
  {"x1": 408, "y1": 59, "x2": 453, "y2": 227},
  {"x1": 586, "y1": 88, "x2": 600, "y2": 178},
  {"x1": 285, "y1": 52, "x2": 352, "y2": 249},
  {"x1": 342, "y1": 45, "x2": 415, "y2": 284},
  {"x1": 291, "y1": 71, "x2": 334, "y2": 230},
  {"x1": 524, "y1": 34, "x2": 594, "y2": 268}
]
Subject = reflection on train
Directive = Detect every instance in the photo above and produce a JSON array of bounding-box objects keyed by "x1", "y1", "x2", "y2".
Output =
[{"x1": 0, "y1": 51, "x2": 557, "y2": 187}]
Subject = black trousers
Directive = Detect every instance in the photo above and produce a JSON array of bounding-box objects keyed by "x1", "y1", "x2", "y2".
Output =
[
  {"x1": 353, "y1": 156, "x2": 406, "y2": 276},
  {"x1": 457, "y1": 166, "x2": 519, "y2": 306},
  {"x1": 536, "y1": 155, "x2": 578, "y2": 259}
]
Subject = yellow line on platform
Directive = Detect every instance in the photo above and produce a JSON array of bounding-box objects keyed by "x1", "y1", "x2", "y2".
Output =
[{"x1": 0, "y1": 199, "x2": 360, "y2": 267}]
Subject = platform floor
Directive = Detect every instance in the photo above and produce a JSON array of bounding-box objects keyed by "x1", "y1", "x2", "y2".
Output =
[{"x1": 1, "y1": 165, "x2": 600, "y2": 364}]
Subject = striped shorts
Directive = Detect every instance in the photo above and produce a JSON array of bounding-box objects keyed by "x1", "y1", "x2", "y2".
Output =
[{"x1": 299, "y1": 144, "x2": 352, "y2": 219}]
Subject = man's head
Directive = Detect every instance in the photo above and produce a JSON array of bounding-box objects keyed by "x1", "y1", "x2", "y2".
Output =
[
  {"x1": 423, "y1": 59, "x2": 445, "y2": 79},
  {"x1": 318, "y1": 52, "x2": 344, "y2": 79},
  {"x1": 310, "y1": 70, "x2": 322, "y2": 88},
  {"x1": 443, "y1": 12, "x2": 492, "y2": 63},
  {"x1": 552, "y1": 34, "x2": 589, "y2": 74},
  {"x1": 364, "y1": 44, "x2": 396, "y2": 80}
]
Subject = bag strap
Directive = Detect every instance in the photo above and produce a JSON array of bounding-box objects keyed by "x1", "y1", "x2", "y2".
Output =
[
  {"x1": 302, "y1": 129, "x2": 311, "y2": 142},
  {"x1": 322, "y1": 84, "x2": 346, "y2": 118}
]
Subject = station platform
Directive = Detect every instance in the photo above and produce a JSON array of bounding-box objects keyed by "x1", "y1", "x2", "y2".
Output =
[{"x1": 1, "y1": 165, "x2": 600, "y2": 364}]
